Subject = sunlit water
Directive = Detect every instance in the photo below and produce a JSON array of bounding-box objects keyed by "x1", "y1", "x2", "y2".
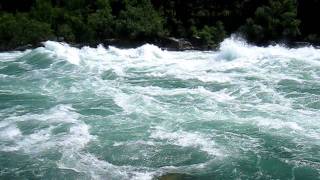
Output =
[{"x1": 0, "y1": 38, "x2": 319, "y2": 179}]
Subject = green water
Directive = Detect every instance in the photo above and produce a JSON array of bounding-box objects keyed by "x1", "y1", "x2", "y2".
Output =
[{"x1": 0, "y1": 39, "x2": 319, "y2": 179}]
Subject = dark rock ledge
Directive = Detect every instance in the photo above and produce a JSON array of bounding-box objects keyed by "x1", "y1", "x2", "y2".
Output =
[
  {"x1": 2, "y1": 37, "x2": 320, "y2": 52},
  {"x1": 1, "y1": 37, "x2": 210, "y2": 52}
]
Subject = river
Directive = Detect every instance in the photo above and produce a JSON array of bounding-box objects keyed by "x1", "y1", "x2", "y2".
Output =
[{"x1": 0, "y1": 38, "x2": 319, "y2": 179}]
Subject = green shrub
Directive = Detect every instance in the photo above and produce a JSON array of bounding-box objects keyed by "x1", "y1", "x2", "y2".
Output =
[
  {"x1": 241, "y1": 0, "x2": 300, "y2": 43},
  {"x1": 88, "y1": 0, "x2": 114, "y2": 39},
  {"x1": 195, "y1": 21, "x2": 226, "y2": 48},
  {"x1": 0, "y1": 13, "x2": 53, "y2": 48},
  {"x1": 64, "y1": 12, "x2": 94, "y2": 43},
  {"x1": 115, "y1": 0, "x2": 165, "y2": 39},
  {"x1": 57, "y1": 24, "x2": 75, "y2": 42}
]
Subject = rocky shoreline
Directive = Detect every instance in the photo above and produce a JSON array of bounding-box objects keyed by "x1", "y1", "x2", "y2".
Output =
[
  {"x1": 1, "y1": 37, "x2": 319, "y2": 52},
  {"x1": 1, "y1": 37, "x2": 210, "y2": 52}
]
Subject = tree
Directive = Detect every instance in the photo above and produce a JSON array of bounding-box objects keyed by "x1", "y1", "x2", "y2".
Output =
[
  {"x1": 240, "y1": 0, "x2": 300, "y2": 43},
  {"x1": 87, "y1": 0, "x2": 114, "y2": 39},
  {"x1": 115, "y1": 0, "x2": 165, "y2": 39},
  {"x1": 194, "y1": 21, "x2": 226, "y2": 48},
  {"x1": 57, "y1": 24, "x2": 75, "y2": 42},
  {"x1": 0, "y1": 13, "x2": 53, "y2": 48},
  {"x1": 31, "y1": 0, "x2": 53, "y2": 23}
]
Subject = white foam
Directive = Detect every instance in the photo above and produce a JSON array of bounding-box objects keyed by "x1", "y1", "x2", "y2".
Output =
[
  {"x1": 58, "y1": 152, "x2": 129, "y2": 180},
  {"x1": 113, "y1": 140, "x2": 156, "y2": 147},
  {"x1": 60, "y1": 123, "x2": 93, "y2": 150},
  {"x1": 0, "y1": 50, "x2": 31, "y2": 61},
  {"x1": 43, "y1": 41, "x2": 81, "y2": 65},
  {"x1": 217, "y1": 37, "x2": 320, "y2": 66},
  {"x1": 255, "y1": 118, "x2": 304, "y2": 131},
  {"x1": 217, "y1": 37, "x2": 253, "y2": 61},
  {"x1": 15, "y1": 128, "x2": 52, "y2": 153},
  {"x1": 108, "y1": 44, "x2": 167, "y2": 60},
  {"x1": 0, "y1": 125, "x2": 22, "y2": 140},
  {"x1": 0, "y1": 104, "x2": 93, "y2": 154},
  {"x1": 3, "y1": 104, "x2": 79, "y2": 124},
  {"x1": 34, "y1": 38, "x2": 318, "y2": 86},
  {"x1": 57, "y1": 151, "x2": 156, "y2": 180},
  {"x1": 2, "y1": 38, "x2": 320, "y2": 179},
  {"x1": 131, "y1": 171, "x2": 154, "y2": 180},
  {"x1": 0, "y1": 120, "x2": 11, "y2": 129},
  {"x1": 114, "y1": 93, "x2": 155, "y2": 114},
  {"x1": 151, "y1": 128, "x2": 223, "y2": 156},
  {"x1": 130, "y1": 86, "x2": 234, "y2": 105},
  {"x1": 196, "y1": 86, "x2": 234, "y2": 102},
  {"x1": 0, "y1": 105, "x2": 99, "y2": 179}
]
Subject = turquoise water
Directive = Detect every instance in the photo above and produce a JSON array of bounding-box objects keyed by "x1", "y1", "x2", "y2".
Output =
[{"x1": 0, "y1": 38, "x2": 319, "y2": 180}]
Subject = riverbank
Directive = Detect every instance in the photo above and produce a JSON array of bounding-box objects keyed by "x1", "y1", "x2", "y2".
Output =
[
  {"x1": 2, "y1": 37, "x2": 319, "y2": 52},
  {"x1": 1, "y1": 0, "x2": 320, "y2": 53},
  {"x1": 0, "y1": 37, "x2": 210, "y2": 52},
  {"x1": 0, "y1": 37, "x2": 320, "y2": 52}
]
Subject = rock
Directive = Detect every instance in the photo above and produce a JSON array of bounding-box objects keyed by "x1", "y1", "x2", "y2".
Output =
[
  {"x1": 155, "y1": 173, "x2": 194, "y2": 180},
  {"x1": 0, "y1": 37, "x2": 210, "y2": 52},
  {"x1": 13, "y1": 43, "x2": 43, "y2": 51},
  {"x1": 162, "y1": 37, "x2": 194, "y2": 51},
  {"x1": 103, "y1": 38, "x2": 145, "y2": 49},
  {"x1": 57, "y1": 37, "x2": 65, "y2": 42},
  {"x1": 13, "y1": 44, "x2": 33, "y2": 51},
  {"x1": 293, "y1": 41, "x2": 312, "y2": 47}
]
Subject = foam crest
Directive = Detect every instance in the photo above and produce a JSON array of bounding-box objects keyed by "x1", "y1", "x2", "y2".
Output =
[
  {"x1": 0, "y1": 104, "x2": 93, "y2": 153},
  {"x1": 3, "y1": 104, "x2": 79, "y2": 124},
  {"x1": 15, "y1": 128, "x2": 52, "y2": 153},
  {"x1": 1, "y1": 38, "x2": 320, "y2": 179},
  {"x1": 217, "y1": 37, "x2": 253, "y2": 61},
  {"x1": 61, "y1": 123, "x2": 93, "y2": 149},
  {"x1": 133, "y1": 86, "x2": 234, "y2": 103},
  {"x1": 108, "y1": 44, "x2": 167, "y2": 60},
  {"x1": 0, "y1": 125, "x2": 22, "y2": 140},
  {"x1": 43, "y1": 41, "x2": 81, "y2": 65},
  {"x1": 114, "y1": 93, "x2": 156, "y2": 114},
  {"x1": 58, "y1": 151, "x2": 157, "y2": 180},
  {"x1": 0, "y1": 50, "x2": 31, "y2": 62},
  {"x1": 255, "y1": 118, "x2": 304, "y2": 131},
  {"x1": 58, "y1": 152, "x2": 129, "y2": 180},
  {"x1": 151, "y1": 128, "x2": 223, "y2": 156},
  {"x1": 217, "y1": 37, "x2": 320, "y2": 65},
  {"x1": 130, "y1": 171, "x2": 154, "y2": 180}
]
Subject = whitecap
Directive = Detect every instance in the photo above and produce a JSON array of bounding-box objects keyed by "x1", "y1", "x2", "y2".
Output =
[
  {"x1": 43, "y1": 41, "x2": 81, "y2": 65},
  {"x1": 150, "y1": 127, "x2": 223, "y2": 156},
  {"x1": 0, "y1": 125, "x2": 22, "y2": 140}
]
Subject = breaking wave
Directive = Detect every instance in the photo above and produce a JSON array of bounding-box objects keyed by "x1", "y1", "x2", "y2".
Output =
[{"x1": 0, "y1": 38, "x2": 320, "y2": 179}]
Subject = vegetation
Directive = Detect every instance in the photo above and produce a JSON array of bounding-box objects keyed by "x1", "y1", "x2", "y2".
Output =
[
  {"x1": 240, "y1": 0, "x2": 300, "y2": 44},
  {"x1": 0, "y1": 0, "x2": 319, "y2": 50}
]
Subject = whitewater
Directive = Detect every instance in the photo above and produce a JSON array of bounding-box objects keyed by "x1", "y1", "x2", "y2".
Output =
[{"x1": 0, "y1": 38, "x2": 319, "y2": 179}]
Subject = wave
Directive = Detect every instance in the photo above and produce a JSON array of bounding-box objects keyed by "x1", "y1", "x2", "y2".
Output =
[
  {"x1": 1, "y1": 37, "x2": 320, "y2": 179},
  {"x1": 2, "y1": 37, "x2": 320, "y2": 72}
]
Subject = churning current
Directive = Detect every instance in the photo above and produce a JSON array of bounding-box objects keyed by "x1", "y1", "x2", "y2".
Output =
[{"x1": 0, "y1": 38, "x2": 319, "y2": 180}]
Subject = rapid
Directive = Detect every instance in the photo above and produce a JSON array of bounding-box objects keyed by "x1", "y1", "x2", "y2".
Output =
[{"x1": 0, "y1": 38, "x2": 319, "y2": 179}]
